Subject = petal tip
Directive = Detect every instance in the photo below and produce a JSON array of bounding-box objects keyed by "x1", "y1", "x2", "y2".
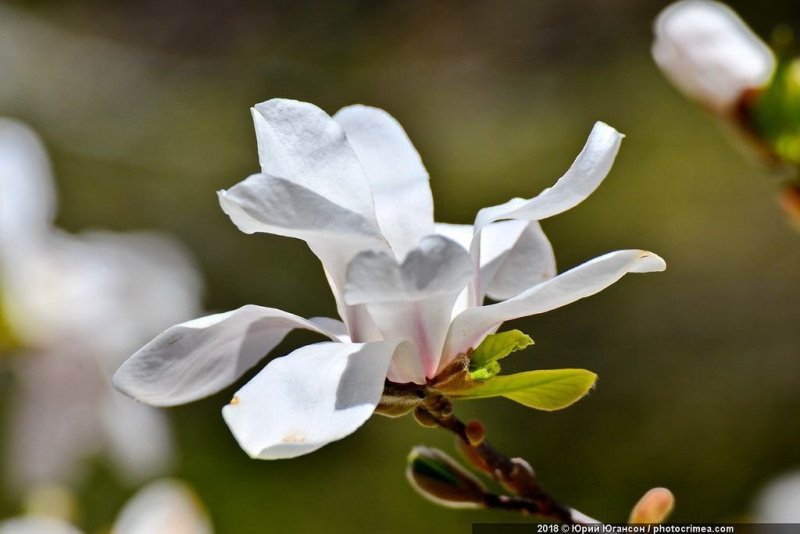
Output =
[
  {"x1": 110, "y1": 365, "x2": 165, "y2": 408},
  {"x1": 592, "y1": 121, "x2": 625, "y2": 144},
  {"x1": 111, "y1": 367, "x2": 133, "y2": 396},
  {"x1": 634, "y1": 251, "x2": 667, "y2": 273}
]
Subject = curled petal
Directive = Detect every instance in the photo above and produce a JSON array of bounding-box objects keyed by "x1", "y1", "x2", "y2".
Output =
[
  {"x1": 653, "y1": 0, "x2": 774, "y2": 113},
  {"x1": 443, "y1": 250, "x2": 666, "y2": 363},
  {"x1": 113, "y1": 305, "x2": 338, "y2": 407},
  {"x1": 480, "y1": 220, "x2": 556, "y2": 302},
  {"x1": 222, "y1": 340, "x2": 404, "y2": 459},
  {"x1": 434, "y1": 220, "x2": 555, "y2": 307},
  {"x1": 474, "y1": 122, "x2": 623, "y2": 232},
  {"x1": 309, "y1": 316, "x2": 350, "y2": 342},
  {"x1": 218, "y1": 174, "x2": 383, "y2": 243},
  {"x1": 334, "y1": 105, "x2": 434, "y2": 260},
  {"x1": 219, "y1": 174, "x2": 389, "y2": 337}
]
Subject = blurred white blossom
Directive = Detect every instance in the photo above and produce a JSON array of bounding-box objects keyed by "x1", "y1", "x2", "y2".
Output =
[
  {"x1": 114, "y1": 98, "x2": 664, "y2": 461},
  {"x1": 0, "y1": 479, "x2": 212, "y2": 534},
  {"x1": 0, "y1": 119, "x2": 203, "y2": 490},
  {"x1": 653, "y1": 0, "x2": 775, "y2": 113},
  {"x1": 754, "y1": 469, "x2": 800, "y2": 522}
]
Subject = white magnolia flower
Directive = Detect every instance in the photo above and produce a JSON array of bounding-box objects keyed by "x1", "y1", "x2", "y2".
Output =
[
  {"x1": 114, "y1": 98, "x2": 665, "y2": 460},
  {"x1": 653, "y1": 0, "x2": 775, "y2": 113},
  {"x1": 0, "y1": 479, "x2": 212, "y2": 534},
  {"x1": 0, "y1": 119, "x2": 202, "y2": 489}
]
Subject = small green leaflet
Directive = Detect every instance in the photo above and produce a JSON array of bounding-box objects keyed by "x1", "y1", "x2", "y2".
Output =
[
  {"x1": 469, "y1": 362, "x2": 501, "y2": 381},
  {"x1": 453, "y1": 368, "x2": 598, "y2": 411},
  {"x1": 751, "y1": 56, "x2": 800, "y2": 166},
  {"x1": 468, "y1": 330, "x2": 533, "y2": 380}
]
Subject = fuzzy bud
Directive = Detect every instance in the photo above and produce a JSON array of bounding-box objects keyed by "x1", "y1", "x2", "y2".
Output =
[
  {"x1": 406, "y1": 446, "x2": 487, "y2": 509},
  {"x1": 629, "y1": 487, "x2": 675, "y2": 524}
]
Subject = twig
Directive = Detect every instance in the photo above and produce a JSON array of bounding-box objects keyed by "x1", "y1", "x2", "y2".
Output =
[{"x1": 417, "y1": 393, "x2": 600, "y2": 525}]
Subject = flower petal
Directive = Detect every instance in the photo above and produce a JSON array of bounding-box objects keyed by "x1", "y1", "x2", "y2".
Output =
[
  {"x1": 345, "y1": 235, "x2": 473, "y2": 304},
  {"x1": 481, "y1": 220, "x2": 556, "y2": 302},
  {"x1": 443, "y1": 250, "x2": 666, "y2": 362},
  {"x1": 345, "y1": 235, "x2": 474, "y2": 379},
  {"x1": 433, "y1": 223, "x2": 472, "y2": 252},
  {"x1": 653, "y1": 0, "x2": 774, "y2": 113},
  {"x1": 309, "y1": 316, "x2": 350, "y2": 341},
  {"x1": 222, "y1": 340, "x2": 404, "y2": 459},
  {"x1": 251, "y1": 99, "x2": 379, "y2": 223},
  {"x1": 112, "y1": 480, "x2": 212, "y2": 534},
  {"x1": 385, "y1": 342, "x2": 426, "y2": 385},
  {"x1": 474, "y1": 122, "x2": 623, "y2": 232},
  {"x1": 0, "y1": 119, "x2": 56, "y2": 254},
  {"x1": 113, "y1": 305, "x2": 338, "y2": 407},
  {"x1": 434, "y1": 220, "x2": 555, "y2": 305},
  {"x1": 218, "y1": 174, "x2": 383, "y2": 243},
  {"x1": 218, "y1": 173, "x2": 389, "y2": 339},
  {"x1": 334, "y1": 105, "x2": 434, "y2": 260}
]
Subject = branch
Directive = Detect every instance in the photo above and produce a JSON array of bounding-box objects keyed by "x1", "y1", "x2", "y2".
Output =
[{"x1": 416, "y1": 393, "x2": 600, "y2": 525}]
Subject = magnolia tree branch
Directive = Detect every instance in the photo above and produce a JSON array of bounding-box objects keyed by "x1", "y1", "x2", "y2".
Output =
[{"x1": 415, "y1": 393, "x2": 600, "y2": 525}]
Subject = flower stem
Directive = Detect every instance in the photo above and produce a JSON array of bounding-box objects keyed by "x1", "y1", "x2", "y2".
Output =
[{"x1": 417, "y1": 394, "x2": 599, "y2": 525}]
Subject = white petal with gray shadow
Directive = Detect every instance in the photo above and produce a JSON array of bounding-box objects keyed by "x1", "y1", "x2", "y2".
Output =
[{"x1": 222, "y1": 340, "x2": 405, "y2": 459}]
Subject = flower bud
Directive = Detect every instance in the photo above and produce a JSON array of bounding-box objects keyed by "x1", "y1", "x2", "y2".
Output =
[
  {"x1": 465, "y1": 419, "x2": 486, "y2": 446},
  {"x1": 412, "y1": 407, "x2": 440, "y2": 428},
  {"x1": 406, "y1": 446, "x2": 487, "y2": 509},
  {"x1": 629, "y1": 487, "x2": 675, "y2": 524},
  {"x1": 653, "y1": 1, "x2": 775, "y2": 113},
  {"x1": 779, "y1": 183, "x2": 800, "y2": 229}
]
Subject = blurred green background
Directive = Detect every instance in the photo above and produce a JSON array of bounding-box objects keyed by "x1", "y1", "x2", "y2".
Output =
[{"x1": 2, "y1": 0, "x2": 800, "y2": 530}]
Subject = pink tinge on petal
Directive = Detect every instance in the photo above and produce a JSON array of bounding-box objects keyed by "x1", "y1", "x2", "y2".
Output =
[{"x1": 411, "y1": 302, "x2": 436, "y2": 378}]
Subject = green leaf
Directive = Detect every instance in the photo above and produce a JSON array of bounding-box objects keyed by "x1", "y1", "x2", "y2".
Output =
[
  {"x1": 468, "y1": 330, "x2": 533, "y2": 380},
  {"x1": 468, "y1": 361, "x2": 501, "y2": 381},
  {"x1": 453, "y1": 368, "x2": 597, "y2": 411}
]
